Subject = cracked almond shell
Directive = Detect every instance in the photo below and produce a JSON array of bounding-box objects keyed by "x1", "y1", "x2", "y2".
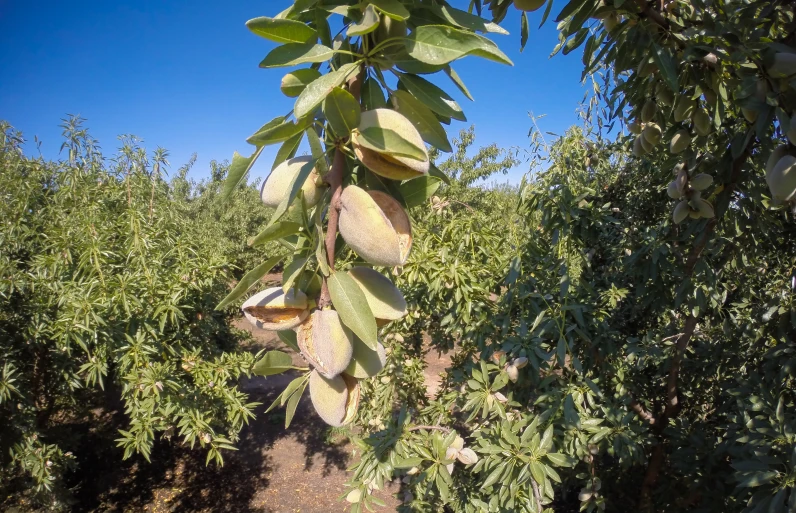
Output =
[
  {"x1": 352, "y1": 109, "x2": 429, "y2": 181},
  {"x1": 309, "y1": 370, "x2": 361, "y2": 427},
  {"x1": 348, "y1": 267, "x2": 407, "y2": 321},
  {"x1": 345, "y1": 337, "x2": 387, "y2": 379},
  {"x1": 241, "y1": 287, "x2": 309, "y2": 331},
  {"x1": 339, "y1": 185, "x2": 413, "y2": 266},
  {"x1": 297, "y1": 309, "x2": 354, "y2": 379},
  {"x1": 260, "y1": 156, "x2": 324, "y2": 208}
]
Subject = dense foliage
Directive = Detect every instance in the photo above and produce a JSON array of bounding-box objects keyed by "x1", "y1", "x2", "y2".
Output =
[
  {"x1": 4, "y1": 0, "x2": 796, "y2": 511},
  {"x1": 0, "y1": 119, "x2": 260, "y2": 509},
  {"x1": 226, "y1": 1, "x2": 796, "y2": 512}
]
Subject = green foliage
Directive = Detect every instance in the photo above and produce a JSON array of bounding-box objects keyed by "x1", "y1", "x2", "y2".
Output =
[{"x1": 0, "y1": 118, "x2": 259, "y2": 509}]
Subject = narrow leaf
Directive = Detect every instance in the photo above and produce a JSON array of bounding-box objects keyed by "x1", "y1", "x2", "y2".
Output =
[
  {"x1": 260, "y1": 43, "x2": 335, "y2": 68},
  {"x1": 295, "y1": 62, "x2": 360, "y2": 119},
  {"x1": 391, "y1": 90, "x2": 452, "y2": 152},
  {"x1": 356, "y1": 126, "x2": 427, "y2": 161},
  {"x1": 252, "y1": 350, "x2": 294, "y2": 376},
  {"x1": 397, "y1": 73, "x2": 466, "y2": 122},
  {"x1": 222, "y1": 147, "x2": 263, "y2": 201},
  {"x1": 215, "y1": 254, "x2": 284, "y2": 310},
  {"x1": 323, "y1": 87, "x2": 362, "y2": 137},
  {"x1": 327, "y1": 271, "x2": 378, "y2": 349},
  {"x1": 399, "y1": 176, "x2": 442, "y2": 208},
  {"x1": 249, "y1": 222, "x2": 302, "y2": 247},
  {"x1": 246, "y1": 17, "x2": 317, "y2": 44}
]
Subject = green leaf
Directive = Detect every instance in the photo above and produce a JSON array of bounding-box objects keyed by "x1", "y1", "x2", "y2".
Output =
[
  {"x1": 222, "y1": 147, "x2": 263, "y2": 201},
  {"x1": 260, "y1": 43, "x2": 335, "y2": 68},
  {"x1": 405, "y1": 25, "x2": 513, "y2": 67},
  {"x1": 252, "y1": 350, "x2": 294, "y2": 376},
  {"x1": 555, "y1": 0, "x2": 589, "y2": 23},
  {"x1": 284, "y1": 379, "x2": 308, "y2": 428},
  {"x1": 398, "y1": 176, "x2": 442, "y2": 208},
  {"x1": 520, "y1": 12, "x2": 529, "y2": 51},
  {"x1": 323, "y1": 87, "x2": 362, "y2": 137},
  {"x1": 348, "y1": 4, "x2": 380, "y2": 37},
  {"x1": 362, "y1": 77, "x2": 387, "y2": 110},
  {"x1": 529, "y1": 461, "x2": 546, "y2": 486},
  {"x1": 305, "y1": 126, "x2": 329, "y2": 175},
  {"x1": 278, "y1": 331, "x2": 300, "y2": 353},
  {"x1": 737, "y1": 471, "x2": 778, "y2": 488},
  {"x1": 215, "y1": 254, "x2": 284, "y2": 310},
  {"x1": 280, "y1": 68, "x2": 323, "y2": 97},
  {"x1": 428, "y1": 163, "x2": 451, "y2": 185},
  {"x1": 271, "y1": 131, "x2": 304, "y2": 170},
  {"x1": 295, "y1": 62, "x2": 360, "y2": 119},
  {"x1": 545, "y1": 453, "x2": 573, "y2": 467},
  {"x1": 395, "y1": 457, "x2": 425, "y2": 468},
  {"x1": 651, "y1": 43, "x2": 680, "y2": 94},
  {"x1": 397, "y1": 73, "x2": 465, "y2": 121},
  {"x1": 369, "y1": 0, "x2": 410, "y2": 21},
  {"x1": 432, "y1": 5, "x2": 509, "y2": 35},
  {"x1": 247, "y1": 117, "x2": 311, "y2": 147},
  {"x1": 248, "y1": 222, "x2": 302, "y2": 247},
  {"x1": 327, "y1": 271, "x2": 378, "y2": 349},
  {"x1": 539, "y1": 425, "x2": 554, "y2": 453},
  {"x1": 246, "y1": 17, "x2": 317, "y2": 44},
  {"x1": 444, "y1": 66, "x2": 474, "y2": 101},
  {"x1": 482, "y1": 461, "x2": 508, "y2": 489},
  {"x1": 356, "y1": 126, "x2": 427, "y2": 161},
  {"x1": 391, "y1": 90, "x2": 452, "y2": 152}
]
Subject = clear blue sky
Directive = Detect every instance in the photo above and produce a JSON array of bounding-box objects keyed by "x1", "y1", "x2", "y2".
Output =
[{"x1": 0, "y1": 0, "x2": 587, "y2": 185}]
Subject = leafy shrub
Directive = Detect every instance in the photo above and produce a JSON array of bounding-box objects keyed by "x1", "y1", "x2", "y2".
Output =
[{"x1": 0, "y1": 118, "x2": 258, "y2": 509}]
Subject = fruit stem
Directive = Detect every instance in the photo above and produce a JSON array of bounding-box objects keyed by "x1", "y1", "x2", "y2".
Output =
[{"x1": 319, "y1": 68, "x2": 364, "y2": 309}]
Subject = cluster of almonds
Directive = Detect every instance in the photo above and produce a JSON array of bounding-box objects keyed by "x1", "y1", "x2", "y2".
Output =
[
  {"x1": 629, "y1": 83, "x2": 712, "y2": 158},
  {"x1": 666, "y1": 164, "x2": 715, "y2": 223},
  {"x1": 505, "y1": 356, "x2": 529, "y2": 382},
  {"x1": 242, "y1": 107, "x2": 430, "y2": 426},
  {"x1": 578, "y1": 477, "x2": 604, "y2": 509}
]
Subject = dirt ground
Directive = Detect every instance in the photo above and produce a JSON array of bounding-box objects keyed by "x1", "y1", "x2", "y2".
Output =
[{"x1": 75, "y1": 277, "x2": 455, "y2": 513}]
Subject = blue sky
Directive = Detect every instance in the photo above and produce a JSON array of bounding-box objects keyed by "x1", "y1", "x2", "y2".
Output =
[{"x1": 0, "y1": 0, "x2": 587, "y2": 185}]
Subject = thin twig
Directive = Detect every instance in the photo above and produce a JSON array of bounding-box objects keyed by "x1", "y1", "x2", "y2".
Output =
[
  {"x1": 531, "y1": 479, "x2": 543, "y2": 513},
  {"x1": 635, "y1": 0, "x2": 670, "y2": 30},
  {"x1": 318, "y1": 68, "x2": 364, "y2": 309}
]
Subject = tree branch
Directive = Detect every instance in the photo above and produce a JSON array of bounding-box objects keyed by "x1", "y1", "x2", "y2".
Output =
[
  {"x1": 635, "y1": 0, "x2": 670, "y2": 30},
  {"x1": 629, "y1": 398, "x2": 657, "y2": 426},
  {"x1": 318, "y1": 68, "x2": 364, "y2": 309},
  {"x1": 531, "y1": 478, "x2": 543, "y2": 513}
]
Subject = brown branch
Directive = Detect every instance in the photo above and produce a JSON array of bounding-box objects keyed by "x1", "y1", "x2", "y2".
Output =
[
  {"x1": 635, "y1": 0, "x2": 670, "y2": 30},
  {"x1": 638, "y1": 136, "x2": 756, "y2": 506},
  {"x1": 629, "y1": 398, "x2": 657, "y2": 426},
  {"x1": 531, "y1": 478, "x2": 543, "y2": 513},
  {"x1": 662, "y1": 315, "x2": 698, "y2": 420},
  {"x1": 317, "y1": 68, "x2": 364, "y2": 309}
]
